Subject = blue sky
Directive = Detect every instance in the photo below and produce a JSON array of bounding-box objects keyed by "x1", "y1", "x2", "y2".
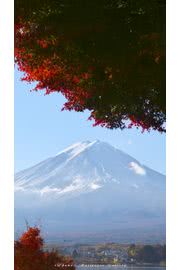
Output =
[{"x1": 15, "y1": 69, "x2": 166, "y2": 174}]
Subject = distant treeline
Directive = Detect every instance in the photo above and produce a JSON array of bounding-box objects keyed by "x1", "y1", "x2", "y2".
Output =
[
  {"x1": 52, "y1": 242, "x2": 166, "y2": 266},
  {"x1": 128, "y1": 244, "x2": 166, "y2": 264}
]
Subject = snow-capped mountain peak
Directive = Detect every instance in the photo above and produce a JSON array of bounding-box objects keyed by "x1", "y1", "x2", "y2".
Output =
[
  {"x1": 55, "y1": 140, "x2": 98, "y2": 160},
  {"x1": 15, "y1": 140, "x2": 165, "y2": 200},
  {"x1": 15, "y1": 140, "x2": 165, "y2": 242}
]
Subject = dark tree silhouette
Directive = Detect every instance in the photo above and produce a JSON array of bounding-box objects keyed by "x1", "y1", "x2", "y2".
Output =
[{"x1": 15, "y1": 0, "x2": 166, "y2": 132}]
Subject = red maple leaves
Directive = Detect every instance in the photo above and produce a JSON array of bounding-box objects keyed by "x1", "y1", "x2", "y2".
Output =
[
  {"x1": 15, "y1": 226, "x2": 75, "y2": 270},
  {"x1": 15, "y1": 1, "x2": 166, "y2": 132}
]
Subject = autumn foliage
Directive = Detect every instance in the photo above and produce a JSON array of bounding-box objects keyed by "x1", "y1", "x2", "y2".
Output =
[
  {"x1": 15, "y1": 0, "x2": 166, "y2": 132},
  {"x1": 14, "y1": 226, "x2": 75, "y2": 270}
]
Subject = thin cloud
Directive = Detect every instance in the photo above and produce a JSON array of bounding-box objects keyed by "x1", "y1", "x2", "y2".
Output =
[{"x1": 129, "y1": 161, "x2": 146, "y2": 176}]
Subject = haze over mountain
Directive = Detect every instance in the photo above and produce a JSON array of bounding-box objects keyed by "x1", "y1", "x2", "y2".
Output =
[{"x1": 15, "y1": 140, "x2": 165, "y2": 243}]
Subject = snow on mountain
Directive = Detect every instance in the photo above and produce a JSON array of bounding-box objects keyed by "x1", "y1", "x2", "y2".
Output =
[{"x1": 15, "y1": 140, "x2": 166, "y2": 242}]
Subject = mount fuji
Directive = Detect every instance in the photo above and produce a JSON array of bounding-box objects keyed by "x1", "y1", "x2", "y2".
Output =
[{"x1": 15, "y1": 140, "x2": 165, "y2": 243}]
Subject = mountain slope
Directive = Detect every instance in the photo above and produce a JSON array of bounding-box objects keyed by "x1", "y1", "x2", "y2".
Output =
[{"x1": 15, "y1": 140, "x2": 165, "y2": 243}]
